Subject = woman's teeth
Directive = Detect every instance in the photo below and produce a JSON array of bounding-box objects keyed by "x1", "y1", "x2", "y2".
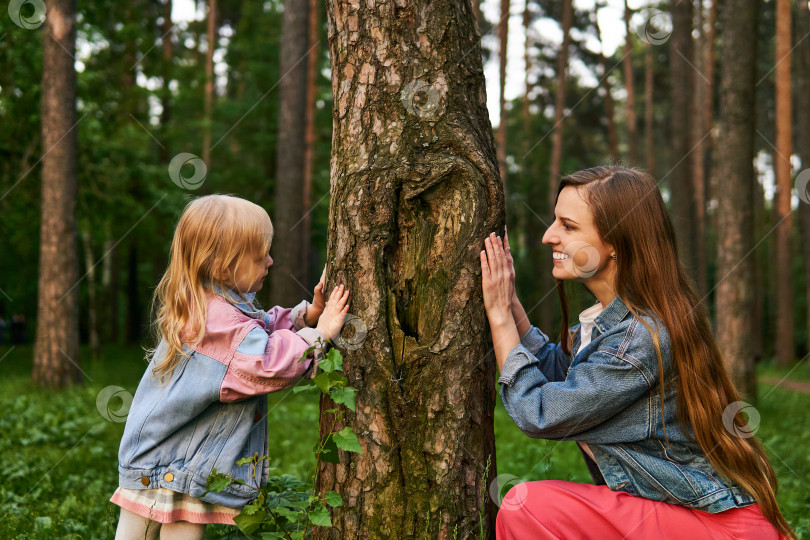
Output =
[{"x1": 553, "y1": 252, "x2": 569, "y2": 261}]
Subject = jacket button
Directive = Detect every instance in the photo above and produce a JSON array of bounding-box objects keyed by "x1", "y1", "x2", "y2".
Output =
[
  {"x1": 141, "y1": 476, "x2": 149, "y2": 486},
  {"x1": 254, "y1": 412, "x2": 262, "y2": 422},
  {"x1": 164, "y1": 472, "x2": 174, "y2": 482}
]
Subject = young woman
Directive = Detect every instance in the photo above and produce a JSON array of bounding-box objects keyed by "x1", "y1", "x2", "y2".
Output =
[{"x1": 480, "y1": 166, "x2": 793, "y2": 539}]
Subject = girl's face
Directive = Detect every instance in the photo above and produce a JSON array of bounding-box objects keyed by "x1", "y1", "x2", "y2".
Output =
[
  {"x1": 229, "y1": 248, "x2": 273, "y2": 293},
  {"x1": 541, "y1": 186, "x2": 615, "y2": 283}
]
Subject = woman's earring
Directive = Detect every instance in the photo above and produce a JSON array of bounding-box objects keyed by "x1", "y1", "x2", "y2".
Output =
[{"x1": 610, "y1": 253, "x2": 617, "y2": 261}]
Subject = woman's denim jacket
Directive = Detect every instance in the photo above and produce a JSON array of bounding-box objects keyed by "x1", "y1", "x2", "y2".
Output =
[
  {"x1": 499, "y1": 295, "x2": 756, "y2": 513},
  {"x1": 117, "y1": 287, "x2": 322, "y2": 508}
]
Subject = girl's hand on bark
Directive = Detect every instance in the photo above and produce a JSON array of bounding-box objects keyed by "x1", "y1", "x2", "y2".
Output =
[
  {"x1": 305, "y1": 266, "x2": 327, "y2": 326},
  {"x1": 316, "y1": 284, "x2": 350, "y2": 341}
]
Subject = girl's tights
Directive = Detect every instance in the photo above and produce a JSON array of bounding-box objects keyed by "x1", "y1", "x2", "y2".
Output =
[{"x1": 115, "y1": 508, "x2": 206, "y2": 540}]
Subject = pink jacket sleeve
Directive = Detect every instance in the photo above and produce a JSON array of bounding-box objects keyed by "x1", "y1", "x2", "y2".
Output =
[{"x1": 219, "y1": 306, "x2": 324, "y2": 402}]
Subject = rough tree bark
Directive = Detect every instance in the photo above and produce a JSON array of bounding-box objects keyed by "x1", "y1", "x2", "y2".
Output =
[
  {"x1": 669, "y1": 0, "x2": 696, "y2": 280},
  {"x1": 774, "y1": 0, "x2": 794, "y2": 367},
  {"x1": 714, "y1": 0, "x2": 758, "y2": 399},
  {"x1": 271, "y1": 0, "x2": 309, "y2": 307},
  {"x1": 316, "y1": 0, "x2": 503, "y2": 536},
  {"x1": 33, "y1": 0, "x2": 82, "y2": 388}
]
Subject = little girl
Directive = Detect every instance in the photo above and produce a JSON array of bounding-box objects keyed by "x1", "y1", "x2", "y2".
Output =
[{"x1": 110, "y1": 194, "x2": 350, "y2": 539}]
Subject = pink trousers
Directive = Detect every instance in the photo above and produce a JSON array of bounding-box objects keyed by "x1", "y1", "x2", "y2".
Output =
[{"x1": 495, "y1": 480, "x2": 782, "y2": 540}]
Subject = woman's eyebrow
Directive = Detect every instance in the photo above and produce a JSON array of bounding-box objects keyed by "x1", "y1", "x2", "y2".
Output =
[{"x1": 560, "y1": 216, "x2": 579, "y2": 225}]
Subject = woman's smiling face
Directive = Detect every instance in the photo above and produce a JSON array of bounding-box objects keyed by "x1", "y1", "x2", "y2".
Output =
[{"x1": 541, "y1": 185, "x2": 615, "y2": 283}]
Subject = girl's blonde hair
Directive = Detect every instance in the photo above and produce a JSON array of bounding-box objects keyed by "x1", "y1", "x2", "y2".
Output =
[{"x1": 148, "y1": 194, "x2": 274, "y2": 382}]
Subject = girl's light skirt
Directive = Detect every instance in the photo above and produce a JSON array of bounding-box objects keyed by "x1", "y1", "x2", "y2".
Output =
[{"x1": 110, "y1": 486, "x2": 239, "y2": 525}]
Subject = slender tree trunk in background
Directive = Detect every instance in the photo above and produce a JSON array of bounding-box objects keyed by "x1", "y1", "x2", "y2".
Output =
[
  {"x1": 202, "y1": 0, "x2": 216, "y2": 166},
  {"x1": 596, "y1": 16, "x2": 620, "y2": 163},
  {"x1": 108, "y1": 233, "x2": 120, "y2": 343},
  {"x1": 751, "y1": 163, "x2": 766, "y2": 367},
  {"x1": 549, "y1": 0, "x2": 572, "y2": 205},
  {"x1": 774, "y1": 0, "x2": 794, "y2": 367},
  {"x1": 81, "y1": 231, "x2": 101, "y2": 359},
  {"x1": 496, "y1": 0, "x2": 509, "y2": 190},
  {"x1": 690, "y1": 0, "x2": 708, "y2": 296},
  {"x1": 316, "y1": 0, "x2": 502, "y2": 535},
  {"x1": 704, "y1": 0, "x2": 717, "y2": 209},
  {"x1": 644, "y1": 45, "x2": 655, "y2": 175},
  {"x1": 33, "y1": 0, "x2": 81, "y2": 388},
  {"x1": 302, "y1": 0, "x2": 320, "y2": 285},
  {"x1": 622, "y1": 0, "x2": 638, "y2": 165},
  {"x1": 714, "y1": 0, "x2": 758, "y2": 399},
  {"x1": 796, "y1": 3, "x2": 810, "y2": 372},
  {"x1": 669, "y1": 0, "x2": 696, "y2": 279},
  {"x1": 160, "y1": 0, "x2": 173, "y2": 164},
  {"x1": 271, "y1": 0, "x2": 308, "y2": 307},
  {"x1": 126, "y1": 244, "x2": 142, "y2": 344}
]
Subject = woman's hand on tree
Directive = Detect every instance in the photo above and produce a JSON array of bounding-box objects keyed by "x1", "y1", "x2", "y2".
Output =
[
  {"x1": 481, "y1": 232, "x2": 513, "y2": 325},
  {"x1": 316, "y1": 284, "x2": 350, "y2": 341}
]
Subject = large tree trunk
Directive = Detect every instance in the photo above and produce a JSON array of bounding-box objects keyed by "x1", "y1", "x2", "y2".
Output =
[
  {"x1": 690, "y1": 0, "x2": 708, "y2": 296},
  {"x1": 496, "y1": 0, "x2": 509, "y2": 189},
  {"x1": 270, "y1": 0, "x2": 309, "y2": 307},
  {"x1": 714, "y1": 0, "x2": 759, "y2": 399},
  {"x1": 81, "y1": 231, "x2": 101, "y2": 359},
  {"x1": 316, "y1": 0, "x2": 502, "y2": 536},
  {"x1": 33, "y1": 0, "x2": 82, "y2": 388},
  {"x1": 796, "y1": 1, "x2": 810, "y2": 372},
  {"x1": 622, "y1": 0, "x2": 638, "y2": 165},
  {"x1": 669, "y1": 0, "x2": 696, "y2": 280},
  {"x1": 774, "y1": 0, "x2": 794, "y2": 367}
]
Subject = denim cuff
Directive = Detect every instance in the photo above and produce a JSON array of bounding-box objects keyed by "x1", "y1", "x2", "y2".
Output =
[
  {"x1": 498, "y1": 344, "x2": 537, "y2": 386},
  {"x1": 520, "y1": 326, "x2": 549, "y2": 357},
  {"x1": 289, "y1": 301, "x2": 310, "y2": 331}
]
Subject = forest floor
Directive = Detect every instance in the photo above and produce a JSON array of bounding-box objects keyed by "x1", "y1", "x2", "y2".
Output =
[{"x1": 0, "y1": 344, "x2": 807, "y2": 539}]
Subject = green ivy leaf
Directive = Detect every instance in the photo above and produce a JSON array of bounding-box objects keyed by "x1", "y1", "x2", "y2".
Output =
[
  {"x1": 330, "y1": 387, "x2": 356, "y2": 411},
  {"x1": 293, "y1": 382, "x2": 318, "y2": 394},
  {"x1": 297, "y1": 346, "x2": 316, "y2": 364},
  {"x1": 260, "y1": 533, "x2": 286, "y2": 540},
  {"x1": 325, "y1": 490, "x2": 343, "y2": 508},
  {"x1": 235, "y1": 456, "x2": 254, "y2": 466},
  {"x1": 320, "y1": 347, "x2": 343, "y2": 373},
  {"x1": 205, "y1": 469, "x2": 234, "y2": 493},
  {"x1": 234, "y1": 510, "x2": 268, "y2": 534},
  {"x1": 333, "y1": 426, "x2": 362, "y2": 453},
  {"x1": 319, "y1": 435, "x2": 340, "y2": 464},
  {"x1": 308, "y1": 505, "x2": 332, "y2": 527},
  {"x1": 273, "y1": 506, "x2": 301, "y2": 522}
]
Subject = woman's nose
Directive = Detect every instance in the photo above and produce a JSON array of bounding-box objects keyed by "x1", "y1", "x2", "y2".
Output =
[{"x1": 542, "y1": 225, "x2": 556, "y2": 245}]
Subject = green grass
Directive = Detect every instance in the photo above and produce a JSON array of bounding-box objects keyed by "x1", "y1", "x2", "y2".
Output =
[{"x1": 0, "y1": 345, "x2": 807, "y2": 538}]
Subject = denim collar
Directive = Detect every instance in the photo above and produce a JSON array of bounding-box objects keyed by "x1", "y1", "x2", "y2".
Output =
[
  {"x1": 593, "y1": 295, "x2": 631, "y2": 334},
  {"x1": 208, "y1": 282, "x2": 261, "y2": 318}
]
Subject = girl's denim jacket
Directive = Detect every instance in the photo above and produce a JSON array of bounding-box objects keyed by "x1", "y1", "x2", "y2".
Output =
[
  {"x1": 116, "y1": 287, "x2": 323, "y2": 508},
  {"x1": 499, "y1": 295, "x2": 756, "y2": 513}
]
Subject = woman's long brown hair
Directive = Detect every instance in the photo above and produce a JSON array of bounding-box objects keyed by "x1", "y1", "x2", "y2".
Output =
[{"x1": 554, "y1": 166, "x2": 793, "y2": 538}]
